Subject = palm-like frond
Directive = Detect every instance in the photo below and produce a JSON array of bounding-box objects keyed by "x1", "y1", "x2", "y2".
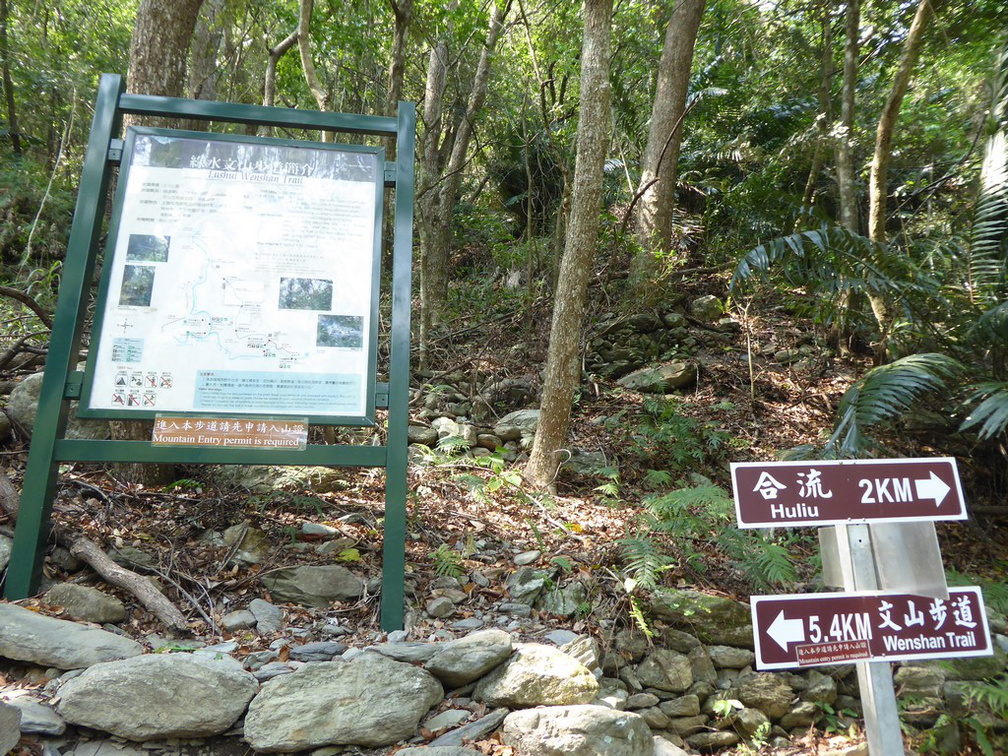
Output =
[
  {"x1": 827, "y1": 353, "x2": 962, "y2": 457},
  {"x1": 961, "y1": 381, "x2": 1008, "y2": 439}
]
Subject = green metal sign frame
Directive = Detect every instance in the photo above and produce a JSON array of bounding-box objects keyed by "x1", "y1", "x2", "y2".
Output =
[{"x1": 4, "y1": 74, "x2": 416, "y2": 632}]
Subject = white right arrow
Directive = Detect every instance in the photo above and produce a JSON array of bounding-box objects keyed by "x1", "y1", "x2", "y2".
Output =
[
  {"x1": 767, "y1": 610, "x2": 805, "y2": 651},
  {"x1": 915, "y1": 472, "x2": 951, "y2": 507}
]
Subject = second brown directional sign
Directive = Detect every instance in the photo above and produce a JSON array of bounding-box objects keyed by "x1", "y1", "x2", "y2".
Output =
[
  {"x1": 731, "y1": 457, "x2": 966, "y2": 528},
  {"x1": 751, "y1": 587, "x2": 991, "y2": 670}
]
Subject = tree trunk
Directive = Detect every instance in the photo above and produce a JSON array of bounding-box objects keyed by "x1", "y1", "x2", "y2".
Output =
[
  {"x1": 298, "y1": 0, "x2": 329, "y2": 117},
  {"x1": 120, "y1": 0, "x2": 205, "y2": 485},
  {"x1": 524, "y1": 0, "x2": 613, "y2": 490},
  {"x1": 385, "y1": 0, "x2": 414, "y2": 117},
  {"x1": 631, "y1": 0, "x2": 705, "y2": 290},
  {"x1": 837, "y1": 0, "x2": 859, "y2": 233},
  {"x1": 0, "y1": 0, "x2": 21, "y2": 157},
  {"x1": 868, "y1": 0, "x2": 934, "y2": 243},
  {"x1": 799, "y1": 2, "x2": 833, "y2": 221},
  {"x1": 418, "y1": 3, "x2": 509, "y2": 356},
  {"x1": 187, "y1": 0, "x2": 225, "y2": 102}
]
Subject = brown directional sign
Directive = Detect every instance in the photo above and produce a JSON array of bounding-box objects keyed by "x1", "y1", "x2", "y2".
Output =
[
  {"x1": 730, "y1": 457, "x2": 966, "y2": 528},
  {"x1": 751, "y1": 587, "x2": 991, "y2": 670}
]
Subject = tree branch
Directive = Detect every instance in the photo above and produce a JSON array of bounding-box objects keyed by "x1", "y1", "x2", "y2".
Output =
[{"x1": 0, "y1": 286, "x2": 53, "y2": 328}]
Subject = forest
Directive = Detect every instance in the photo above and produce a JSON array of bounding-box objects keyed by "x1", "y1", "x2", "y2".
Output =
[{"x1": 1, "y1": 0, "x2": 1008, "y2": 754}]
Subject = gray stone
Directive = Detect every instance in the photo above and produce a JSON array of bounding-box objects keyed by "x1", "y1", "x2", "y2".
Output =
[
  {"x1": 686, "y1": 730, "x2": 740, "y2": 750},
  {"x1": 0, "y1": 534, "x2": 10, "y2": 573},
  {"x1": 689, "y1": 295, "x2": 723, "y2": 323},
  {"x1": 208, "y1": 465, "x2": 348, "y2": 494},
  {"x1": 57, "y1": 654, "x2": 257, "y2": 740},
  {"x1": 636, "y1": 649, "x2": 693, "y2": 693},
  {"x1": 944, "y1": 643, "x2": 1007, "y2": 681},
  {"x1": 507, "y1": 567, "x2": 547, "y2": 605},
  {"x1": 452, "y1": 617, "x2": 485, "y2": 631},
  {"x1": 0, "y1": 603, "x2": 143, "y2": 669},
  {"x1": 503, "y1": 705, "x2": 653, "y2": 756},
  {"x1": 7, "y1": 371, "x2": 111, "y2": 440},
  {"x1": 737, "y1": 672, "x2": 793, "y2": 720},
  {"x1": 595, "y1": 678, "x2": 629, "y2": 710},
  {"x1": 802, "y1": 670, "x2": 838, "y2": 706},
  {"x1": 43, "y1": 584, "x2": 127, "y2": 624},
  {"x1": 474, "y1": 644, "x2": 598, "y2": 707},
  {"x1": 546, "y1": 629, "x2": 580, "y2": 646},
  {"x1": 476, "y1": 433, "x2": 503, "y2": 451},
  {"x1": 429, "y1": 708, "x2": 508, "y2": 747},
  {"x1": 398, "y1": 749, "x2": 484, "y2": 756},
  {"x1": 431, "y1": 418, "x2": 478, "y2": 448},
  {"x1": 729, "y1": 707, "x2": 770, "y2": 738},
  {"x1": 561, "y1": 635, "x2": 600, "y2": 671},
  {"x1": 538, "y1": 581, "x2": 587, "y2": 617},
  {"x1": 638, "y1": 706, "x2": 672, "y2": 729},
  {"x1": 626, "y1": 693, "x2": 660, "y2": 710},
  {"x1": 617, "y1": 362, "x2": 695, "y2": 393},
  {"x1": 0, "y1": 701, "x2": 20, "y2": 755},
  {"x1": 426, "y1": 596, "x2": 455, "y2": 618},
  {"x1": 667, "y1": 714, "x2": 707, "y2": 737},
  {"x1": 253, "y1": 661, "x2": 295, "y2": 682},
  {"x1": 220, "y1": 609, "x2": 257, "y2": 632},
  {"x1": 650, "y1": 589, "x2": 754, "y2": 648},
  {"x1": 1, "y1": 695, "x2": 65, "y2": 735},
  {"x1": 779, "y1": 700, "x2": 820, "y2": 729},
  {"x1": 687, "y1": 645, "x2": 717, "y2": 685},
  {"x1": 615, "y1": 629, "x2": 650, "y2": 662},
  {"x1": 371, "y1": 641, "x2": 439, "y2": 664},
  {"x1": 652, "y1": 735, "x2": 690, "y2": 756},
  {"x1": 243, "y1": 654, "x2": 443, "y2": 750},
  {"x1": 423, "y1": 709, "x2": 472, "y2": 732},
  {"x1": 514, "y1": 550, "x2": 541, "y2": 566},
  {"x1": 0, "y1": 411, "x2": 9, "y2": 441},
  {"x1": 261, "y1": 564, "x2": 363, "y2": 607},
  {"x1": 289, "y1": 641, "x2": 347, "y2": 662},
  {"x1": 560, "y1": 450, "x2": 608, "y2": 476},
  {"x1": 493, "y1": 409, "x2": 540, "y2": 438},
  {"x1": 659, "y1": 695, "x2": 700, "y2": 718},
  {"x1": 408, "y1": 425, "x2": 439, "y2": 446},
  {"x1": 106, "y1": 545, "x2": 157, "y2": 569},
  {"x1": 249, "y1": 598, "x2": 284, "y2": 634},
  {"x1": 425, "y1": 628, "x2": 513, "y2": 688},
  {"x1": 707, "y1": 645, "x2": 755, "y2": 669},
  {"x1": 222, "y1": 522, "x2": 270, "y2": 565}
]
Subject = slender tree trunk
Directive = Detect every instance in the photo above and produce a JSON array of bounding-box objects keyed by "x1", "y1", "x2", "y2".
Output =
[
  {"x1": 837, "y1": 0, "x2": 859, "y2": 232},
  {"x1": 631, "y1": 0, "x2": 705, "y2": 290},
  {"x1": 385, "y1": 0, "x2": 414, "y2": 117},
  {"x1": 119, "y1": 0, "x2": 205, "y2": 485},
  {"x1": 525, "y1": 0, "x2": 613, "y2": 490},
  {"x1": 0, "y1": 0, "x2": 21, "y2": 156},
  {"x1": 799, "y1": 3, "x2": 833, "y2": 221},
  {"x1": 263, "y1": 31, "x2": 298, "y2": 110},
  {"x1": 418, "y1": 3, "x2": 509, "y2": 356},
  {"x1": 298, "y1": 0, "x2": 330, "y2": 140},
  {"x1": 868, "y1": 0, "x2": 934, "y2": 243}
]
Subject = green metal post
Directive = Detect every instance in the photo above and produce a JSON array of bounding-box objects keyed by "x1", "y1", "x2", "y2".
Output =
[
  {"x1": 379, "y1": 101, "x2": 416, "y2": 631},
  {"x1": 5, "y1": 74, "x2": 125, "y2": 599}
]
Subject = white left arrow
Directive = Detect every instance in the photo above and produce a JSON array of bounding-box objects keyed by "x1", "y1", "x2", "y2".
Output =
[
  {"x1": 767, "y1": 610, "x2": 805, "y2": 651},
  {"x1": 915, "y1": 472, "x2": 951, "y2": 507}
]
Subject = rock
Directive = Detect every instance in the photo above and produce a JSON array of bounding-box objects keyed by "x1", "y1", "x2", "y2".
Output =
[
  {"x1": 626, "y1": 693, "x2": 660, "y2": 710},
  {"x1": 546, "y1": 629, "x2": 580, "y2": 646},
  {"x1": 0, "y1": 603, "x2": 143, "y2": 669},
  {"x1": 428, "y1": 707, "x2": 508, "y2": 747},
  {"x1": 636, "y1": 649, "x2": 694, "y2": 693},
  {"x1": 220, "y1": 609, "x2": 257, "y2": 632},
  {"x1": 560, "y1": 450, "x2": 608, "y2": 476},
  {"x1": 707, "y1": 645, "x2": 755, "y2": 669},
  {"x1": 249, "y1": 598, "x2": 284, "y2": 634},
  {"x1": 502, "y1": 705, "x2": 653, "y2": 756},
  {"x1": 0, "y1": 534, "x2": 10, "y2": 573},
  {"x1": 0, "y1": 701, "x2": 20, "y2": 755},
  {"x1": 737, "y1": 673, "x2": 793, "y2": 720},
  {"x1": 1, "y1": 695, "x2": 65, "y2": 735},
  {"x1": 57, "y1": 654, "x2": 257, "y2": 740},
  {"x1": 423, "y1": 709, "x2": 471, "y2": 732},
  {"x1": 371, "y1": 641, "x2": 439, "y2": 664},
  {"x1": 802, "y1": 670, "x2": 838, "y2": 706},
  {"x1": 686, "y1": 730, "x2": 740, "y2": 750},
  {"x1": 222, "y1": 522, "x2": 270, "y2": 565},
  {"x1": 43, "y1": 584, "x2": 127, "y2": 624},
  {"x1": 650, "y1": 589, "x2": 754, "y2": 648},
  {"x1": 107, "y1": 545, "x2": 157, "y2": 569},
  {"x1": 289, "y1": 641, "x2": 346, "y2": 662},
  {"x1": 493, "y1": 409, "x2": 540, "y2": 440},
  {"x1": 7, "y1": 371, "x2": 111, "y2": 440},
  {"x1": 729, "y1": 707, "x2": 770, "y2": 738},
  {"x1": 399, "y1": 749, "x2": 484, "y2": 756},
  {"x1": 408, "y1": 424, "x2": 439, "y2": 446},
  {"x1": 615, "y1": 629, "x2": 650, "y2": 662},
  {"x1": 507, "y1": 567, "x2": 547, "y2": 605},
  {"x1": 476, "y1": 433, "x2": 503, "y2": 450},
  {"x1": 660, "y1": 695, "x2": 701, "y2": 718},
  {"x1": 688, "y1": 646, "x2": 717, "y2": 685},
  {"x1": 425, "y1": 628, "x2": 513, "y2": 688},
  {"x1": 209, "y1": 465, "x2": 347, "y2": 493},
  {"x1": 667, "y1": 714, "x2": 707, "y2": 737},
  {"x1": 426, "y1": 596, "x2": 455, "y2": 618},
  {"x1": 617, "y1": 362, "x2": 695, "y2": 393},
  {"x1": 653, "y1": 735, "x2": 690, "y2": 756},
  {"x1": 538, "y1": 581, "x2": 587, "y2": 617},
  {"x1": 0, "y1": 411, "x2": 9, "y2": 441},
  {"x1": 944, "y1": 643, "x2": 1007, "y2": 681},
  {"x1": 560, "y1": 635, "x2": 600, "y2": 672},
  {"x1": 243, "y1": 654, "x2": 443, "y2": 750},
  {"x1": 514, "y1": 550, "x2": 541, "y2": 566},
  {"x1": 779, "y1": 700, "x2": 820, "y2": 729},
  {"x1": 431, "y1": 418, "x2": 478, "y2": 448},
  {"x1": 689, "y1": 295, "x2": 723, "y2": 323},
  {"x1": 474, "y1": 644, "x2": 599, "y2": 708},
  {"x1": 260, "y1": 564, "x2": 363, "y2": 607}
]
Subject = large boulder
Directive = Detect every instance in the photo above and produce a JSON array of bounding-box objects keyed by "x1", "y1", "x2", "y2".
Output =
[
  {"x1": 6, "y1": 371, "x2": 111, "y2": 440},
  {"x1": 260, "y1": 565, "x2": 363, "y2": 607},
  {"x1": 474, "y1": 644, "x2": 598, "y2": 708},
  {"x1": 502, "y1": 705, "x2": 653, "y2": 756},
  {"x1": 243, "y1": 653, "x2": 443, "y2": 751},
  {"x1": 617, "y1": 362, "x2": 695, "y2": 393},
  {"x1": 650, "y1": 589, "x2": 754, "y2": 648},
  {"x1": 424, "y1": 628, "x2": 513, "y2": 688},
  {"x1": 56, "y1": 654, "x2": 257, "y2": 740},
  {"x1": 0, "y1": 701, "x2": 20, "y2": 756},
  {"x1": 43, "y1": 584, "x2": 128, "y2": 624},
  {"x1": 0, "y1": 603, "x2": 143, "y2": 669}
]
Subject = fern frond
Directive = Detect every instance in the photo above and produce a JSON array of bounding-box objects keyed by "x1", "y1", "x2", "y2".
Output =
[
  {"x1": 827, "y1": 353, "x2": 961, "y2": 457},
  {"x1": 961, "y1": 382, "x2": 1008, "y2": 439},
  {"x1": 618, "y1": 535, "x2": 673, "y2": 591}
]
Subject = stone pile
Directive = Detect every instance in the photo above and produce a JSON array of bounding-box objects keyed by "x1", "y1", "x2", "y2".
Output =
[{"x1": 1, "y1": 579, "x2": 1006, "y2": 756}]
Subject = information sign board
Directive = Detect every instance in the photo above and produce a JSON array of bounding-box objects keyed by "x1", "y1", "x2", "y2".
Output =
[
  {"x1": 751, "y1": 587, "x2": 991, "y2": 670},
  {"x1": 731, "y1": 458, "x2": 965, "y2": 528},
  {"x1": 81, "y1": 128, "x2": 383, "y2": 423}
]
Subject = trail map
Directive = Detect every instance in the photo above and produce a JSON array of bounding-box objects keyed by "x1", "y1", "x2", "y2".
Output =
[{"x1": 85, "y1": 131, "x2": 381, "y2": 418}]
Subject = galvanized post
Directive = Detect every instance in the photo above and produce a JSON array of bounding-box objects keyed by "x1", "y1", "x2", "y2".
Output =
[
  {"x1": 5, "y1": 74, "x2": 125, "y2": 599},
  {"x1": 379, "y1": 101, "x2": 416, "y2": 632},
  {"x1": 834, "y1": 523, "x2": 906, "y2": 755}
]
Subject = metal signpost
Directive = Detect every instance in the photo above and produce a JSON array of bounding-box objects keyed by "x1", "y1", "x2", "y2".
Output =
[
  {"x1": 5, "y1": 74, "x2": 417, "y2": 632},
  {"x1": 730, "y1": 457, "x2": 991, "y2": 755}
]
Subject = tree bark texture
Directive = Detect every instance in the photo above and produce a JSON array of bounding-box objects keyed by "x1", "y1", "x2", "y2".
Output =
[
  {"x1": 836, "y1": 0, "x2": 859, "y2": 232},
  {"x1": 298, "y1": 0, "x2": 330, "y2": 117},
  {"x1": 0, "y1": 0, "x2": 21, "y2": 156},
  {"x1": 632, "y1": 0, "x2": 705, "y2": 285},
  {"x1": 868, "y1": 0, "x2": 934, "y2": 243},
  {"x1": 418, "y1": 3, "x2": 509, "y2": 354},
  {"x1": 187, "y1": 0, "x2": 225, "y2": 102},
  {"x1": 799, "y1": 3, "x2": 832, "y2": 220},
  {"x1": 385, "y1": 0, "x2": 414, "y2": 118},
  {"x1": 525, "y1": 0, "x2": 613, "y2": 490}
]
